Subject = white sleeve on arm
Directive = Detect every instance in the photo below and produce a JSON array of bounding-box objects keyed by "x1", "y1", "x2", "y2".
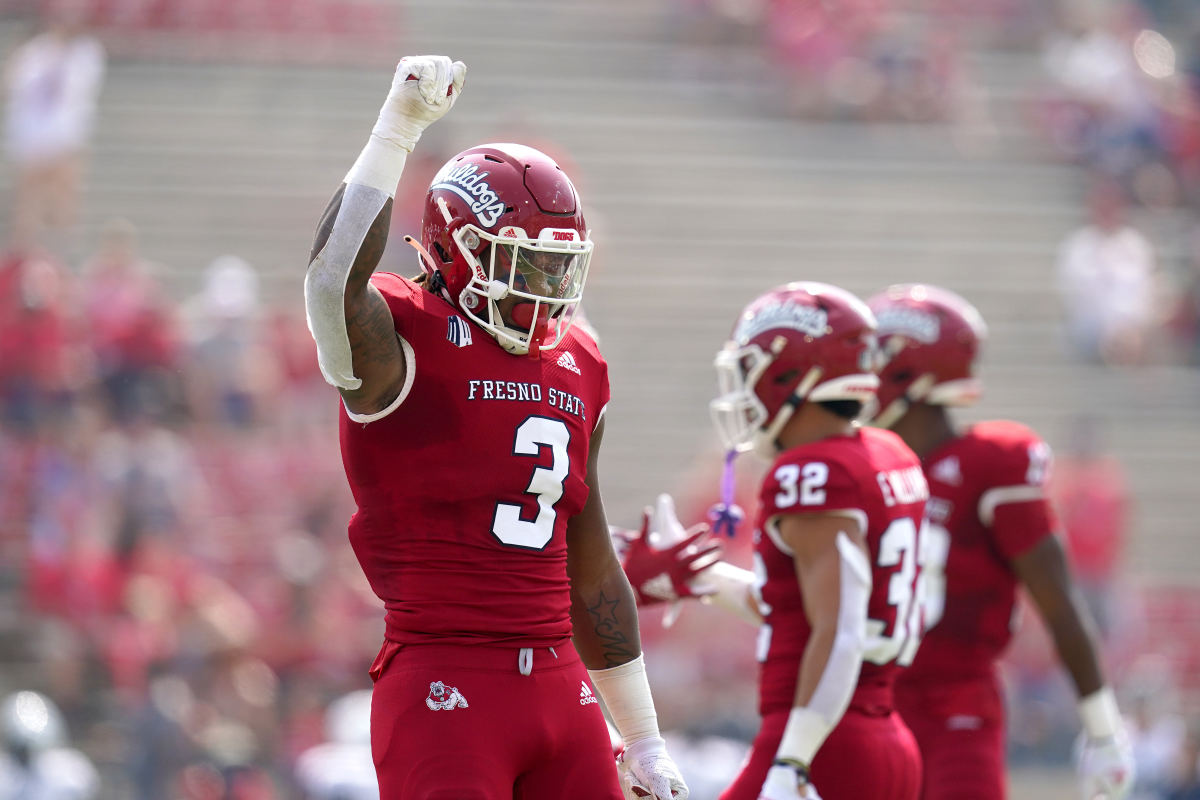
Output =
[
  {"x1": 304, "y1": 180, "x2": 397, "y2": 391},
  {"x1": 776, "y1": 531, "x2": 872, "y2": 767}
]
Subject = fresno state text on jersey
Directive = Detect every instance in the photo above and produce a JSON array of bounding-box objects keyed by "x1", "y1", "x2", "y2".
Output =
[
  {"x1": 339, "y1": 273, "x2": 610, "y2": 647},
  {"x1": 754, "y1": 426, "x2": 928, "y2": 717}
]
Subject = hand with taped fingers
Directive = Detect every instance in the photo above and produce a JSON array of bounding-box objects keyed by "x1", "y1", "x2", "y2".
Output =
[
  {"x1": 618, "y1": 736, "x2": 690, "y2": 800},
  {"x1": 616, "y1": 499, "x2": 723, "y2": 608},
  {"x1": 374, "y1": 55, "x2": 467, "y2": 153},
  {"x1": 1075, "y1": 731, "x2": 1135, "y2": 800},
  {"x1": 758, "y1": 763, "x2": 822, "y2": 800}
]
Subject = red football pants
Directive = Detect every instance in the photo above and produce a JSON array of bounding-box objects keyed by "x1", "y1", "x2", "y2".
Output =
[
  {"x1": 721, "y1": 707, "x2": 922, "y2": 800},
  {"x1": 369, "y1": 639, "x2": 624, "y2": 799},
  {"x1": 895, "y1": 677, "x2": 1006, "y2": 800}
]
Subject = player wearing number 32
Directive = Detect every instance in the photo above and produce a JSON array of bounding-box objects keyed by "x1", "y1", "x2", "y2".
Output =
[
  {"x1": 867, "y1": 284, "x2": 1135, "y2": 800},
  {"x1": 672, "y1": 282, "x2": 926, "y2": 800},
  {"x1": 304, "y1": 55, "x2": 687, "y2": 799}
]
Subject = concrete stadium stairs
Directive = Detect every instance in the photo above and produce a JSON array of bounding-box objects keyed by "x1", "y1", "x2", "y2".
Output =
[{"x1": 2, "y1": 0, "x2": 1198, "y2": 579}]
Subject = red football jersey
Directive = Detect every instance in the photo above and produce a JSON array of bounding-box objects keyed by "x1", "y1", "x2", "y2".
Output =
[
  {"x1": 899, "y1": 419, "x2": 1058, "y2": 684},
  {"x1": 339, "y1": 274, "x2": 610, "y2": 646},
  {"x1": 754, "y1": 426, "x2": 927, "y2": 717}
]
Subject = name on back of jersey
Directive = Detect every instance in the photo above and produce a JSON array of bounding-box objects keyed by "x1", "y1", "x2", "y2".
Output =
[
  {"x1": 466, "y1": 379, "x2": 587, "y2": 422},
  {"x1": 877, "y1": 465, "x2": 930, "y2": 506}
]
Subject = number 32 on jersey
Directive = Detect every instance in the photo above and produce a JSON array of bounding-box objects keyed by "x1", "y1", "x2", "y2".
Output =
[{"x1": 773, "y1": 461, "x2": 927, "y2": 668}]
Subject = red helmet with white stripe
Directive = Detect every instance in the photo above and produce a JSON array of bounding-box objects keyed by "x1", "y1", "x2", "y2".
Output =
[
  {"x1": 867, "y1": 284, "x2": 988, "y2": 428},
  {"x1": 710, "y1": 282, "x2": 881, "y2": 458},
  {"x1": 416, "y1": 143, "x2": 593, "y2": 356}
]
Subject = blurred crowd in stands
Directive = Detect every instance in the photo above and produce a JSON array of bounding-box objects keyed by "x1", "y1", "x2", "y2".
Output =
[
  {"x1": 673, "y1": 0, "x2": 1200, "y2": 369},
  {"x1": 3, "y1": 0, "x2": 396, "y2": 62},
  {"x1": 1, "y1": 0, "x2": 1200, "y2": 798},
  {"x1": 0, "y1": 223, "x2": 385, "y2": 797}
]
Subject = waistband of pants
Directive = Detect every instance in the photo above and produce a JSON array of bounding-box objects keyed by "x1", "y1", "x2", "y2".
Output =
[{"x1": 375, "y1": 637, "x2": 577, "y2": 677}]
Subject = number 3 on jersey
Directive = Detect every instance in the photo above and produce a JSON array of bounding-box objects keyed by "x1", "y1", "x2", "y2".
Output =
[
  {"x1": 866, "y1": 516, "x2": 925, "y2": 667},
  {"x1": 492, "y1": 417, "x2": 570, "y2": 549}
]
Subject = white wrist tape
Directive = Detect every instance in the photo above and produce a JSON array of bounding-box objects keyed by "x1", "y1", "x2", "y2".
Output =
[
  {"x1": 777, "y1": 532, "x2": 871, "y2": 765},
  {"x1": 776, "y1": 706, "x2": 832, "y2": 768},
  {"x1": 588, "y1": 654, "x2": 660, "y2": 745},
  {"x1": 1078, "y1": 687, "x2": 1122, "y2": 740},
  {"x1": 304, "y1": 182, "x2": 391, "y2": 390},
  {"x1": 344, "y1": 134, "x2": 409, "y2": 197},
  {"x1": 697, "y1": 561, "x2": 762, "y2": 625}
]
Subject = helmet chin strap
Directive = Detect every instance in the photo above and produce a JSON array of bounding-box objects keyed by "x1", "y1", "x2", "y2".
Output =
[
  {"x1": 403, "y1": 235, "x2": 440, "y2": 277},
  {"x1": 873, "y1": 373, "x2": 935, "y2": 429},
  {"x1": 751, "y1": 366, "x2": 823, "y2": 459}
]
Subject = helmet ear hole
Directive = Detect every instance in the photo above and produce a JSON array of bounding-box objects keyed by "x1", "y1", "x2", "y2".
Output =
[
  {"x1": 773, "y1": 369, "x2": 800, "y2": 386},
  {"x1": 432, "y1": 242, "x2": 452, "y2": 264},
  {"x1": 818, "y1": 399, "x2": 862, "y2": 420}
]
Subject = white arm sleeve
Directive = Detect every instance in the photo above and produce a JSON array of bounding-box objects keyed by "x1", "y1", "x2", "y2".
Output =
[
  {"x1": 303, "y1": 180, "x2": 397, "y2": 391},
  {"x1": 776, "y1": 531, "x2": 872, "y2": 766}
]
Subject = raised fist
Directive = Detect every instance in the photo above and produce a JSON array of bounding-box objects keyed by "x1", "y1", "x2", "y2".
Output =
[{"x1": 373, "y1": 55, "x2": 467, "y2": 152}]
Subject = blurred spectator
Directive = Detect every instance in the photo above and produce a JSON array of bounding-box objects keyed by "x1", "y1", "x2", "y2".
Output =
[
  {"x1": 0, "y1": 690, "x2": 98, "y2": 799},
  {"x1": 1055, "y1": 175, "x2": 1160, "y2": 365},
  {"x1": 1052, "y1": 414, "x2": 1130, "y2": 635},
  {"x1": 294, "y1": 690, "x2": 377, "y2": 800},
  {"x1": 3, "y1": 3, "x2": 105, "y2": 251},
  {"x1": 1168, "y1": 224, "x2": 1200, "y2": 366},
  {"x1": 181, "y1": 255, "x2": 276, "y2": 428},
  {"x1": 1166, "y1": 723, "x2": 1200, "y2": 800},
  {"x1": 1123, "y1": 656, "x2": 1188, "y2": 800},
  {"x1": 1039, "y1": 3, "x2": 1160, "y2": 176},
  {"x1": 79, "y1": 218, "x2": 181, "y2": 423},
  {"x1": 0, "y1": 246, "x2": 78, "y2": 431}
]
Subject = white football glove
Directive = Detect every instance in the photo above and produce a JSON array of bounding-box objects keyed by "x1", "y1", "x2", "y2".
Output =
[
  {"x1": 758, "y1": 764, "x2": 822, "y2": 800},
  {"x1": 1075, "y1": 731, "x2": 1135, "y2": 800},
  {"x1": 618, "y1": 736, "x2": 689, "y2": 800},
  {"x1": 373, "y1": 55, "x2": 467, "y2": 152}
]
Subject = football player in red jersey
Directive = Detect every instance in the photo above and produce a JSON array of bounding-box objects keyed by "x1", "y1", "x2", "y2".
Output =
[
  {"x1": 303, "y1": 55, "x2": 687, "y2": 799},
  {"x1": 867, "y1": 284, "x2": 1135, "y2": 800},
  {"x1": 629, "y1": 283, "x2": 926, "y2": 800}
]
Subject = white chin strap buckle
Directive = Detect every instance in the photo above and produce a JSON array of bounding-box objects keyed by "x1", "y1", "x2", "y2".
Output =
[{"x1": 486, "y1": 280, "x2": 509, "y2": 300}]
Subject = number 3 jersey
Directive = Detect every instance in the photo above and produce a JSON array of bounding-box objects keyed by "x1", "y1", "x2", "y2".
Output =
[
  {"x1": 338, "y1": 274, "x2": 610, "y2": 647},
  {"x1": 898, "y1": 420, "x2": 1059, "y2": 685},
  {"x1": 754, "y1": 425, "x2": 928, "y2": 717}
]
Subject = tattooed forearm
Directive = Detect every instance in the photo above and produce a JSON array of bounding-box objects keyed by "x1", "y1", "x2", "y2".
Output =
[{"x1": 585, "y1": 591, "x2": 638, "y2": 667}]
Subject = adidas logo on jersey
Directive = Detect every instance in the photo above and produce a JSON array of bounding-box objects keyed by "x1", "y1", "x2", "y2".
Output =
[
  {"x1": 446, "y1": 316, "x2": 473, "y2": 348},
  {"x1": 557, "y1": 351, "x2": 581, "y2": 375},
  {"x1": 579, "y1": 681, "x2": 598, "y2": 706},
  {"x1": 930, "y1": 456, "x2": 961, "y2": 486}
]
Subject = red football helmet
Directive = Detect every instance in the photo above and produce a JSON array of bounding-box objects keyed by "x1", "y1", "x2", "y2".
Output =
[
  {"x1": 710, "y1": 282, "x2": 881, "y2": 457},
  {"x1": 416, "y1": 143, "x2": 593, "y2": 355},
  {"x1": 866, "y1": 284, "x2": 988, "y2": 428}
]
